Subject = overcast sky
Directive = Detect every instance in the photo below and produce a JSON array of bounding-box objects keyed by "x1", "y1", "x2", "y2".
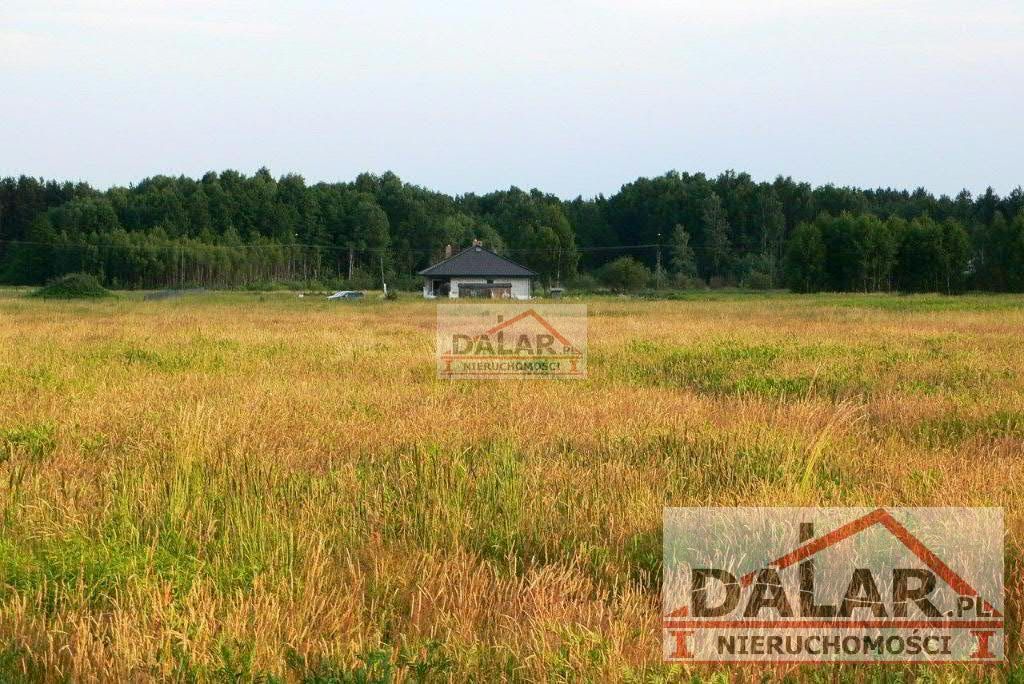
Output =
[{"x1": 2, "y1": 1, "x2": 1021, "y2": 198}]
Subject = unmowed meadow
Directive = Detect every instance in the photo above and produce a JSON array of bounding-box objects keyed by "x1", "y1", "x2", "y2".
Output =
[{"x1": 0, "y1": 290, "x2": 1022, "y2": 682}]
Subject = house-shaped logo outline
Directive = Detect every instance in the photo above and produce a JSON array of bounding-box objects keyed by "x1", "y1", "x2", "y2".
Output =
[
  {"x1": 484, "y1": 308, "x2": 579, "y2": 352},
  {"x1": 665, "y1": 507, "x2": 1002, "y2": 620}
]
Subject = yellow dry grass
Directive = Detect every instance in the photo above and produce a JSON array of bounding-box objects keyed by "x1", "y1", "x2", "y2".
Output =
[{"x1": 0, "y1": 290, "x2": 1022, "y2": 682}]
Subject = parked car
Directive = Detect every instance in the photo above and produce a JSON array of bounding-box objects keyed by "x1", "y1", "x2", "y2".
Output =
[{"x1": 327, "y1": 290, "x2": 365, "y2": 300}]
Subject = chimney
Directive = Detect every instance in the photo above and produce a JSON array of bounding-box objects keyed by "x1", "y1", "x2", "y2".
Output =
[{"x1": 444, "y1": 243, "x2": 453, "y2": 258}]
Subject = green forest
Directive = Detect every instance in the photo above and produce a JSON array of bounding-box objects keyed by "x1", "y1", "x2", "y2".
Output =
[{"x1": 1, "y1": 169, "x2": 1022, "y2": 293}]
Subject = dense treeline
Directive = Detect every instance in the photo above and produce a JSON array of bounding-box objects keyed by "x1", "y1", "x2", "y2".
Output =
[{"x1": 1, "y1": 168, "x2": 1022, "y2": 292}]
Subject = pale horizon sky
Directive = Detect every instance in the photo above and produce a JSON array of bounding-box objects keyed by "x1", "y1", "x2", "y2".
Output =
[{"x1": 2, "y1": 1, "x2": 1022, "y2": 199}]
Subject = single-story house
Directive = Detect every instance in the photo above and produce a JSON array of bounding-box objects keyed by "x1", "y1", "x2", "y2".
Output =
[{"x1": 419, "y1": 241, "x2": 537, "y2": 299}]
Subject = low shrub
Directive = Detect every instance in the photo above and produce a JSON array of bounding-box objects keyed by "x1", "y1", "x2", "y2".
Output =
[{"x1": 30, "y1": 273, "x2": 111, "y2": 299}]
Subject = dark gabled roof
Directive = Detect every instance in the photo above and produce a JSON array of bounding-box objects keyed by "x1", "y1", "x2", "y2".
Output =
[{"x1": 418, "y1": 246, "x2": 537, "y2": 278}]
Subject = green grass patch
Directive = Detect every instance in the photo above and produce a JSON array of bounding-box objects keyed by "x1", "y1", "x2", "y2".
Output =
[
  {"x1": 0, "y1": 532, "x2": 152, "y2": 613},
  {"x1": 912, "y1": 410, "x2": 1024, "y2": 446},
  {"x1": 811, "y1": 292, "x2": 1024, "y2": 313},
  {"x1": 607, "y1": 340, "x2": 873, "y2": 399},
  {"x1": 0, "y1": 640, "x2": 46, "y2": 683},
  {"x1": 0, "y1": 422, "x2": 56, "y2": 464}
]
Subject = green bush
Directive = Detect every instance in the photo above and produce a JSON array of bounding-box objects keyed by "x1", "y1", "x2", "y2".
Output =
[
  {"x1": 597, "y1": 257, "x2": 652, "y2": 292},
  {"x1": 29, "y1": 273, "x2": 112, "y2": 299}
]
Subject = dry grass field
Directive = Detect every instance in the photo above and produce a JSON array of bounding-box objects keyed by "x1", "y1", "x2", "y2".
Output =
[{"x1": 1, "y1": 290, "x2": 1022, "y2": 682}]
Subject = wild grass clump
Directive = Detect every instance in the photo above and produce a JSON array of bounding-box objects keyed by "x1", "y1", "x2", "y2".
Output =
[
  {"x1": 29, "y1": 272, "x2": 111, "y2": 299},
  {"x1": 0, "y1": 422, "x2": 56, "y2": 464}
]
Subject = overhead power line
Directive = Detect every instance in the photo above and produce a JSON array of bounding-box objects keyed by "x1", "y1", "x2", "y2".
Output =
[{"x1": 0, "y1": 238, "x2": 665, "y2": 256}]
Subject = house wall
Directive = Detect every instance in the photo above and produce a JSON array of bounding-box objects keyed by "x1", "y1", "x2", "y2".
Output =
[
  {"x1": 449, "y1": 277, "x2": 531, "y2": 299},
  {"x1": 509, "y1": 278, "x2": 531, "y2": 299}
]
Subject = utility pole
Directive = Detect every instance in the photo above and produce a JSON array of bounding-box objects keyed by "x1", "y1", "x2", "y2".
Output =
[
  {"x1": 555, "y1": 246, "x2": 561, "y2": 288},
  {"x1": 655, "y1": 232, "x2": 663, "y2": 289}
]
